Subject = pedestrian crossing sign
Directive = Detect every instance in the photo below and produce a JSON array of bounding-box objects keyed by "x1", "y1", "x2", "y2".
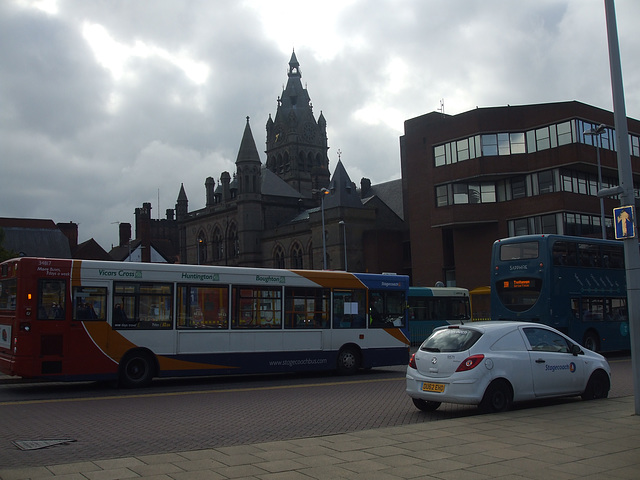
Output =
[{"x1": 614, "y1": 205, "x2": 636, "y2": 239}]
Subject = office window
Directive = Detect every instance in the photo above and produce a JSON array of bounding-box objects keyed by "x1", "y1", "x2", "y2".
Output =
[
  {"x1": 538, "y1": 170, "x2": 555, "y2": 194},
  {"x1": 435, "y1": 185, "x2": 449, "y2": 206},
  {"x1": 511, "y1": 177, "x2": 526, "y2": 199},
  {"x1": 456, "y1": 139, "x2": 470, "y2": 161},
  {"x1": 434, "y1": 145, "x2": 446, "y2": 167},
  {"x1": 453, "y1": 183, "x2": 468, "y2": 204},
  {"x1": 536, "y1": 127, "x2": 550, "y2": 150},
  {"x1": 557, "y1": 121, "x2": 572, "y2": 146},
  {"x1": 481, "y1": 134, "x2": 498, "y2": 156},
  {"x1": 498, "y1": 133, "x2": 510, "y2": 155},
  {"x1": 510, "y1": 133, "x2": 526, "y2": 154}
]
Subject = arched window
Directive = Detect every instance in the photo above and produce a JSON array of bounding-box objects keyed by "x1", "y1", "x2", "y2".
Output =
[
  {"x1": 197, "y1": 231, "x2": 207, "y2": 264},
  {"x1": 274, "y1": 245, "x2": 285, "y2": 269},
  {"x1": 307, "y1": 240, "x2": 314, "y2": 270},
  {"x1": 291, "y1": 242, "x2": 304, "y2": 269},
  {"x1": 213, "y1": 227, "x2": 224, "y2": 262}
]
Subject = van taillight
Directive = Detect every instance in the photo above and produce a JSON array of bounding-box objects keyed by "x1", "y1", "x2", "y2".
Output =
[
  {"x1": 455, "y1": 354, "x2": 484, "y2": 372},
  {"x1": 408, "y1": 353, "x2": 417, "y2": 369}
]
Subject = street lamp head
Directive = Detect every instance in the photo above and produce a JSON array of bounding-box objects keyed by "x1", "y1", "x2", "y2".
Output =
[{"x1": 584, "y1": 124, "x2": 607, "y2": 137}]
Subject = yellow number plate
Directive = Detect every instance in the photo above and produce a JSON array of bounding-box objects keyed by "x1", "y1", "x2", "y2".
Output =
[{"x1": 422, "y1": 382, "x2": 445, "y2": 393}]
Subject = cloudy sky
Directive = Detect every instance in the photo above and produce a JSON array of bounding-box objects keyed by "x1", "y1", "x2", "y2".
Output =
[{"x1": 1, "y1": 0, "x2": 639, "y2": 251}]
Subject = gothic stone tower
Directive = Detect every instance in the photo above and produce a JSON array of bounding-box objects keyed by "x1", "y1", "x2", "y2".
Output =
[
  {"x1": 265, "y1": 51, "x2": 330, "y2": 198},
  {"x1": 236, "y1": 117, "x2": 263, "y2": 267}
]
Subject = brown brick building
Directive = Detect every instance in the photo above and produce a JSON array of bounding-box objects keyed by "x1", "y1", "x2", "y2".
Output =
[{"x1": 400, "y1": 101, "x2": 640, "y2": 291}]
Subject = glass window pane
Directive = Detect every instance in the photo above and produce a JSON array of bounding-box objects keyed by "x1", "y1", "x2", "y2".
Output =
[
  {"x1": 333, "y1": 289, "x2": 366, "y2": 328},
  {"x1": 233, "y1": 286, "x2": 282, "y2": 328},
  {"x1": 536, "y1": 127, "x2": 550, "y2": 150},
  {"x1": 435, "y1": 185, "x2": 449, "y2": 207},
  {"x1": 527, "y1": 130, "x2": 536, "y2": 153},
  {"x1": 557, "y1": 121, "x2": 572, "y2": 146},
  {"x1": 38, "y1": 280, "x2": 66, "y2": 320},
  {"x1": 178, "y1": 285, "x2": 229, "y2": 329},
  {"x1": 510, "y1": 132, "x2": 526, "y2": 154},
  {"x1": 453, "y1": 183, "x2": 468, "y2": 204},
  {"x1": 498, "y1": 133, "x2": 510, "y2": 155},
  {"x1": 434, "y1": 145, "x2": 445, "y2": 167},
  {"x1": 73, "y1": 286, "x2": 107, "y2": 321},
  {"x1": 481, "y1": 183, "x2": 496, "y2": 203},
  {"x1": 481, "y1": 134, "x2": 498, "y2": 156},
  {"x1": 456, "y1": 139, "x2": 470, "y2": 161}
]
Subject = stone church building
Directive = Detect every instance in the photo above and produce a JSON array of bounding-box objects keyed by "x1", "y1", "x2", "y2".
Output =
[{"x1": 118, "y1": 52, "x2": 409, "y2": 276}]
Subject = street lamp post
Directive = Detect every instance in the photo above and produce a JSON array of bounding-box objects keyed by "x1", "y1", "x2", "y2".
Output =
[
  {"x1": 584, "y1": 124, "x2": 607, "y2": 239},
  {"x1": 339, "y1": 220, "x2": 347, "y2": 271},
  {"x1": 197, "y1": 238, "x2": 203, "y2": 265},
  {"x1": 313, "y1": 188, "x2": 330, "y2": 269}
]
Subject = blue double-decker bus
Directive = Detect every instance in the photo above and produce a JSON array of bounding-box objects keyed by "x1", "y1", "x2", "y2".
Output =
[{"x1": 490, "y1": 234, "x2": 630, "y2": 352}]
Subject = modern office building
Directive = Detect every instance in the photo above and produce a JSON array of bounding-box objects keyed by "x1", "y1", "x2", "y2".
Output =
[{"x1": 400, "y1": 101, "x2": 640, "y2": 290}]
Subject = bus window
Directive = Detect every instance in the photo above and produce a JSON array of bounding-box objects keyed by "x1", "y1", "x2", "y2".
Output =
[
  {"x1": 333, "y1": 289, "x2": 366, "y2": 328},
  {"x1": 38, "y1": 279, "x2": 66, "y2": 320},
  {"x1": 601, "y1": 244, "x2": 624, "y2": 269},
  {"x1": 73, "y1": 287, "x2": 107, "y2": 320},
  {"x1": 500, "y1": 241, "x2": 538, "y2": 261},
  {"x1": 369, "y1": 290, "x2": 406, "y2": 328},
  {"x1": 232, "y1": 286, "x2": 282, "y2": 328},
  {"x1": 608, "y1": 298, "x2": 628, "y2": 322},
  {"x1": 284, "y1": 287, "x2": 330, "y2": 328},
  {"x1": 113, "y1": 282, "x2": 173, "y2": 329},
  {"x1": 0, "y1": 278, "x2": 17, "y2": 310},
  {"x1": 553, "y1": 241, "x2": 577, "y2": 266},
  {"x1": 581, "y1": 297, "x2": 604, "y2": 322},
  {"x1": 177, "y1": 285, "x2": 229, "y2": 329}
]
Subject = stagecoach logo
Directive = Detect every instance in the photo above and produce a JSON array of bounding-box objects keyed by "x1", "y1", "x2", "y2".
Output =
[
  {"x1": 98, "y1": 269, "x2": 143, "y2": 278},
  {"x1": 545, "y1": 362, "x2": 577, "y2": 373},
  {"x1": 256, "y1": 275, "x2": 286, "y2": 284}
]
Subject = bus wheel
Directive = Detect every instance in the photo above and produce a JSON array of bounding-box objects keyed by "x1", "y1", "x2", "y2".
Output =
[
  {"x1": 479, "y1": 379, "x2": 513, "y2": 413},
  {"x1": 336, "y1": 346, "x2": 360, "y2": 375},
  {"x1": 583, "y1": 331, "x2": 600, "y2": 352},
  {"x1": 412, "y1": 398, "x2": 441, "y2": 412},
  {"x1": 119, "y1": 351, "x2": 155, "y2": 388},
  {"x1": 582, "y1": 370, "x2": 610, "y2": 400}
]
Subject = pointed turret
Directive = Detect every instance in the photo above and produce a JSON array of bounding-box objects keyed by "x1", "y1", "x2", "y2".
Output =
[
  {"x1": 236, "y1": 117, "x2": 262, "y2": 195},
  {"x1": 175, "y1": 183, "x2": 188, "y2": 221}
]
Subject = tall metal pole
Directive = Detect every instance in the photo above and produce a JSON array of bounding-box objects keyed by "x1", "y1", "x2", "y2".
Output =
[
  {"x1": 339, "y1": 220, "x2": 347, "y2": 271},
  {"x1": 604, "y1": 0, "x2": 640, "y2": 414},
  {"x1": 584, "y1": 125, "x2": 607, "y2": 239},
  {"x1": 320, "y1": 188, "x2": 329, "y2": 269},
  {"x1": 596, "y1": 134, "x2": 606, "y2": 239}
]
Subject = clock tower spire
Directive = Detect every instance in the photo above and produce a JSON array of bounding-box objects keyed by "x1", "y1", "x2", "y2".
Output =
[{"x1": 266, "y1": 50, "x2": 330, "y2": 197}]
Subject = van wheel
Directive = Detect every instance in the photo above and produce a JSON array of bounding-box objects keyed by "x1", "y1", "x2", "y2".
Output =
[
  {"x1": 119, "y1": 351, "x2": 155, "y2": 388},
  {"x1": 336, "y1": 346, "x2": 360, "y2": 375},
  {"x1": 479, "y1": 379, "x2": 513, "y2": 413}
]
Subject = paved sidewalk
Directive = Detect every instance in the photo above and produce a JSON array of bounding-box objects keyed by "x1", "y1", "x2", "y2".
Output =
[{"x1": 1, "y1": 396, "x2": 638, "y2": 480}]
